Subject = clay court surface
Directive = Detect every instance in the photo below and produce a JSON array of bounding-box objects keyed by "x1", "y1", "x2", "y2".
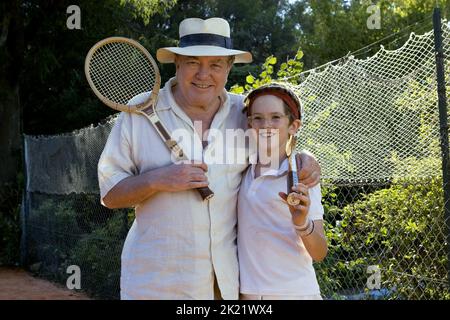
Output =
[{"x1": 0, "y1": 267, "x2": 90, "y2": 300}]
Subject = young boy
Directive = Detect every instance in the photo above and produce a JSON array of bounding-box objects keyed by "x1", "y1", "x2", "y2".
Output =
[{"x1": 237, "y1": 83, "x2": 328, "y2": 300}]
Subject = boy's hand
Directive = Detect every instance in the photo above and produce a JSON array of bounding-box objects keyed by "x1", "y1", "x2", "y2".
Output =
[{"x1": 279, "y1": 183, "x2": 311, "y2": 226}]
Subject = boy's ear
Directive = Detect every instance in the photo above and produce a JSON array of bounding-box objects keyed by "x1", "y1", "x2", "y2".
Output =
[{"x1": 289, "y1": 119, "x2": 302, "y2": 135}]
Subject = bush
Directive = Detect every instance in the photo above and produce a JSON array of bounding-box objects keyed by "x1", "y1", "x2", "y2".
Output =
[
  {"x1": 317, "y1": 177, "x2": 450, "y2": 299},
  {"x1": 63, "y1": 212, "x2": 128, "y2": 299},
  {"x1": 0, "y1": 181, "x2": 22, "y2": 266},
  {"x1": 26, "y1": 194, "x2": 131, "y2": 299}
]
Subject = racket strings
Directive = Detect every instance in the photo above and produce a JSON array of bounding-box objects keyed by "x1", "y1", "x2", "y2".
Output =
[{"x1": 88, "y1": 41, "x2": 157, "y2": 106}]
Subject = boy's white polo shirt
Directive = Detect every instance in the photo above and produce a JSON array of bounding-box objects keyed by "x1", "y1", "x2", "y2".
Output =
[{"x1": 237, "y1": 158, "x2": 324, "y2": 296}]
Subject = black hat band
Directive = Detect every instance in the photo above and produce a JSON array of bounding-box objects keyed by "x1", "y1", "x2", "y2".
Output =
[{"x1": 179, "y1": 33, "x2": 233, "y2": 49}]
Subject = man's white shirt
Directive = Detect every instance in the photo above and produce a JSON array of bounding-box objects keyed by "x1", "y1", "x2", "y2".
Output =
[{"x1": 98, "y1": 77, "x2": 248, "y2": 299}]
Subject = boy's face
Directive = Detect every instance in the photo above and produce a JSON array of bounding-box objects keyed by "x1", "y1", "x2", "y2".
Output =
[{"x1": 248, "y1": 95, "x2": 301, "y2": 157}]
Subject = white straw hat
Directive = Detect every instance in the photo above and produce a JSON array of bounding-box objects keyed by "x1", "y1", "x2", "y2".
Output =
[{"x1": 156, "y1": 17, "x2": 252, "y2": 64}]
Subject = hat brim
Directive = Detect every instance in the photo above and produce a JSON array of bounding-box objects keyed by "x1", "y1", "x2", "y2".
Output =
[{"x1": 156, "y1": 46, "x2": 252, "y2": 64}]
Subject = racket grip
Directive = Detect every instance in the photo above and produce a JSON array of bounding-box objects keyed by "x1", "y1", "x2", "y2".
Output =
[
  {"x1": 287, "y1": 169, "x2": 294, "y2": 193},
  {"x1": 197, "y1": 186, "x2": 214, "y2": 201}
]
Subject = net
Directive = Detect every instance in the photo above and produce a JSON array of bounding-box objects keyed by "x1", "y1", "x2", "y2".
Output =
[{"x1": 289, "y1": 25, "x2": 447, "y2": 183}]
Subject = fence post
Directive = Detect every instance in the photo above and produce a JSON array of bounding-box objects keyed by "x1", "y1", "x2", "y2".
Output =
[
  {"x1": 20, "y1": 135, "x2": 29, "y2": 267},
  {"x1": 433, "y1": 7, "x2": 450, "y2": 290}
]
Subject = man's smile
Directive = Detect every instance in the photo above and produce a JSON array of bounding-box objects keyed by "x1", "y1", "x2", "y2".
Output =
[{"x1": 192, "y1": 83, "x2": 213, "y2": 89}]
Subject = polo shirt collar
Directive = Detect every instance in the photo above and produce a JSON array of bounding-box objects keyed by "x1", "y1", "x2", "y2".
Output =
[{"x1": 251, "y1": 157, "x2": 289, "y2": 178}]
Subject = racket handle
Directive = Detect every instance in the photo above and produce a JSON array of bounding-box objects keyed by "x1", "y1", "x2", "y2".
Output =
[{"x1": 197, "y1": 186, "x2": 214, "y2": 201}]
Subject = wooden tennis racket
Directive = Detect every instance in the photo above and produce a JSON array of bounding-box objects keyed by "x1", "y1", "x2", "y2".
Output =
[
  {"x1": 85, "y1": 37, "x2": 214, "y2": 201},
  {"x1": 286, "y1": 138, "x2": 301, "y2": 206}
]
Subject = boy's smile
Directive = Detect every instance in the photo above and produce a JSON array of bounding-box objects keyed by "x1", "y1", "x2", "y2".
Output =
[{"x1": 259, "y1": 129, "x2": 278, "y2": 138}]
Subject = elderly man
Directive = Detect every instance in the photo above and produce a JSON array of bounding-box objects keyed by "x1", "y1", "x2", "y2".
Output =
[{"x1": 98, "y1": 17, "x2": 320, "y2": 300}]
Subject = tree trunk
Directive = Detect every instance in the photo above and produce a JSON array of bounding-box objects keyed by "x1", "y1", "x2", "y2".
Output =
[
  {"x1": 0, "y1": 86, "x2": 21, "y2": 186},
  {"x1": 0, "y1": 0, "x2": 23, "y2": 187}
]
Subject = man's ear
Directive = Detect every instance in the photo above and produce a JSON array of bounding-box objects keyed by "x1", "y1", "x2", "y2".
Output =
[
  {"x1": 226, "y1": 60, "x2": 234, "y2": 74},
  {"x1": 174, "y1": 55, "x2": 180, "y2": 70},
  {"x1": 226, "y1": 65, "x2": 233, "y2": 76}
]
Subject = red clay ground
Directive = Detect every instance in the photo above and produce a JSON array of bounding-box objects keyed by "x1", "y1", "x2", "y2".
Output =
[{"x1": 0, "y1": 267, "x2": 90, "y2": 300}]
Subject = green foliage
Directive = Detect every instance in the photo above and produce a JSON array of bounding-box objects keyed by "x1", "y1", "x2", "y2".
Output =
[
  {"x1": 0, "y1": 181, "x2": 22, "y2": 266},
  {"x1": 277, "y1": 50, "x2": 305, "y2": 84},
  {"x1": 317, "y1": 142, "x2": 449, "y2": 299},
  {"x1": 300, "y1": 0, "x2": 450, "y2": 68},
  {"x1": 230, "y1": 48, "x2": 305, "y2": 93},
  {"x1": 63, "y1": 212, "x2": 127, "y2": 299},
  {"x1": 27, "y1": 198, "x2": 83, "y2": 275},
  {"x1": 317, "y1": 177, "x2": 450, "y2": 299},
  {"x1": 120, "y1": 0, "x2": 177, "y2": 25},
  {"x1": 26, "y1": 195, "x2": 132, "y2": 299},
  {"x1": 0, "y1": 172, "x2": 24, "y2": 266}
]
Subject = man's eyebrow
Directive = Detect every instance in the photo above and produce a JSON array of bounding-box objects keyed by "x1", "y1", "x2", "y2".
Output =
[
  {"x1": 210, "y1": 58, "x2": 227, "y2": 63},
  {"x1": 183, "y1": 56, "x2": 226, "y2": 63}
]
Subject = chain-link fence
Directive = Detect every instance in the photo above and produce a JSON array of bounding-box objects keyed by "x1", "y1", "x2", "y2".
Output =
[
  {"x1": 21, "y1": 17, "x2": 450, "y2": 299},
  {"x1": 289, "y1": 14, "x2": 450, "y2": 299}
]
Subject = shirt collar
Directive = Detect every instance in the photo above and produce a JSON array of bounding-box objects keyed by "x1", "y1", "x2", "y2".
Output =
[
  {"x1": 155, "y1": 77, "x2": 177, "y2": 112},
  {"x1": 251, "y1": 157, "x2": 289, "y2": 178}
]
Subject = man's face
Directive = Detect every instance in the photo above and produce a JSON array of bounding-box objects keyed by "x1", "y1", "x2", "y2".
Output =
[{"x1": 174, "y1": 55, "x2": 232, "y2": 108}]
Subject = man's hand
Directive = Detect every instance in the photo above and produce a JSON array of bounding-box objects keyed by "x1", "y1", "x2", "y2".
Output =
[
  {"x1": 296, "y1": 150, "x2": 321, "y2": 187},
  {"x1": 102, "y1": 161, "x2": 210, "y2": 209},
  {"x1": 153, "y1": 161, "x2": 210, "y2": 192}
]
